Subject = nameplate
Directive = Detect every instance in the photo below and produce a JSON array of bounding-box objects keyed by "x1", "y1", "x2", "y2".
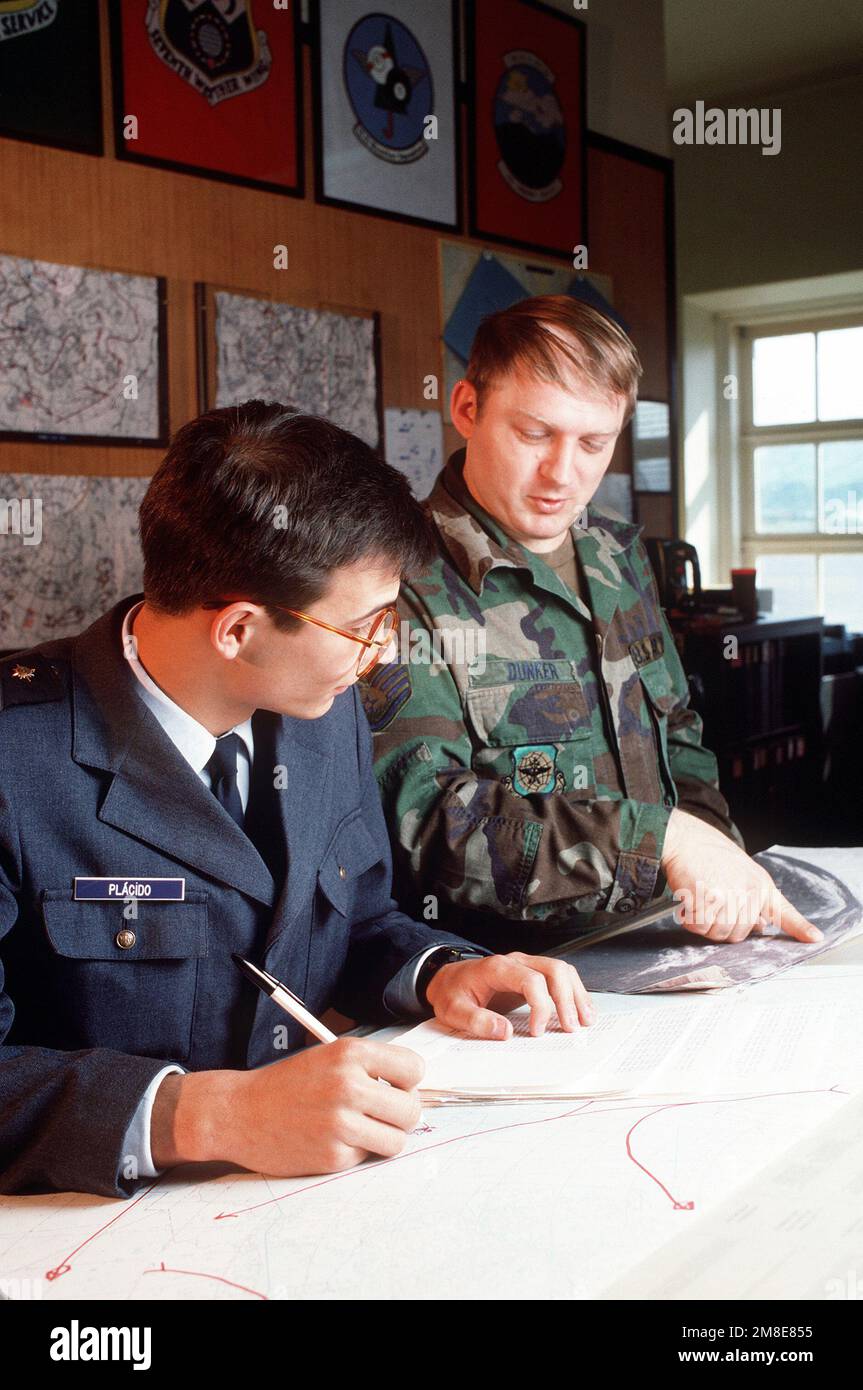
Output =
[{"x1": 73, "y1": 877, "x2": 186, "y2": 901}]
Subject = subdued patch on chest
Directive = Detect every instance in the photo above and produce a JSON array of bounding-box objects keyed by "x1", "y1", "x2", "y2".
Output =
[
  {"x1": 504, "y1": 744, "x2": 566, "y2": 796},
  {"x1": 628, "y1": 631, "x2": 665, "y2": 668}
]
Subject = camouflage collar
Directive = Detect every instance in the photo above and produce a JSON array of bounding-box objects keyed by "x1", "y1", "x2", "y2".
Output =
[
  {"x1": 428, "y1": 449, "x2": 643, "y2": 617},
  {"x1": 426, "y1": 450, "x2": 530, "y2": 595}
]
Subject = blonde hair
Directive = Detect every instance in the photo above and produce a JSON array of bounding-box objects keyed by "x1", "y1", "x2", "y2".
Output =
[{"x1": 465, "y1": 293, "x2": 642, "y2": 425}]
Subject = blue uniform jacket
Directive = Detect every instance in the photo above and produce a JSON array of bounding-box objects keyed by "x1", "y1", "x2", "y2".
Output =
[{"x1": 0, "y1": 596, "x2": 480, "y2": 1198}]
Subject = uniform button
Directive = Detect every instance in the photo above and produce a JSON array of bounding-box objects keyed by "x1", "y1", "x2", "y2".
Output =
[
  {"x1": 116, "y1": 929, "x2": 136, "y2": 949},
  {"x1": 616, "y1": 895, "x2": 636, "y2": 914},
  {"x1": 663, "y1": 795, "x2": 673, "y2": 808},
  {"x1": 338, "y1": 865, "x2": 347, "y2": 879}
]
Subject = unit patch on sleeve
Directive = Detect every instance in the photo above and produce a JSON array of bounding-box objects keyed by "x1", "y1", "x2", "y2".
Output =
[{"x1": 359, "y1": 662, "x2": 413, "y2": 732}]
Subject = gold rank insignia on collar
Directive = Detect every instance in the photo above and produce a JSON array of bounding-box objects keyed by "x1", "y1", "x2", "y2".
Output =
[{"x1": 1, "y1": 655, "x2": 66, "y2": 710}]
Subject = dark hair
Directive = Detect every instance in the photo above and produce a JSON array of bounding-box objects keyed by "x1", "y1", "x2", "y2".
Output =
[{"x1": 139, "y1": 401, "x2": 434, "y2": 628}]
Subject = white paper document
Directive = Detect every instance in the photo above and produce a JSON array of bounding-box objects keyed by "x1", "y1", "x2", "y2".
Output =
[{"x1": 402, "y1": 994, "x2": 849, "y2": 1101}]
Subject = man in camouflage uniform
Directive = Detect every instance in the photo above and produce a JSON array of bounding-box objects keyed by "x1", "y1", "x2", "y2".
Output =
[{"x1": 362, "y1": 296, "x2": 820, "y2": 952}]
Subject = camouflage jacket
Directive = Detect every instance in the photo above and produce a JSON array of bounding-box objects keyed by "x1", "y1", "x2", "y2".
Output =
[{"x1": 361, "y1": 449, "x2": 741, "y2": 946}]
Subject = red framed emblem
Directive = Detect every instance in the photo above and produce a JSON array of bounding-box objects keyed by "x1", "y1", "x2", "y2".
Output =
[{"x1": 467, "y1": 0, "x2": 587, "y2": 259}]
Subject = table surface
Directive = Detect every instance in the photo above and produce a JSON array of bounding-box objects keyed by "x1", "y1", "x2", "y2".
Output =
[{"x1": 1, "y1": 845, "x2": 861, "y2": 1302}]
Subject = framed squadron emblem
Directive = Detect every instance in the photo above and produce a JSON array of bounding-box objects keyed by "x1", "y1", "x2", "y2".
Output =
[
  {"x1": 0, "y1": 0, "x2": 103, "y2": 154},
  {"x1": 313, "y1": 0, "x2": 461, "y2": 231},
  {"x1": 110, "y1": 0, "x2": 304, "y2": 194},
  {"x1": 466, "y1": 0, "x2": 587, "y2": 258}
]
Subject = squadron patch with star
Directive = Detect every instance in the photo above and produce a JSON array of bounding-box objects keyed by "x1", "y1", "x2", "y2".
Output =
[{"x1": 344, "y1": 14, "x2": 431, "y2": 164}]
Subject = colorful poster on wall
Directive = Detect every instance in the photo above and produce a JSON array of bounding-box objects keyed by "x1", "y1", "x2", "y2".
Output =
[
  {"x1": 314, "y1": 0, "x2": 460, "y2": 230},
  {"x1": 0, "y1": 253, "x2": 168, "y2": 445},
  {"x1": 198, "y1": 286, "x2": 382, "y2": 448},
  {"x1": 110, "y1": 0, "x2": 303, "y2": 194},
  {"x1": 467, "y1": 0, "x2": 586, "y2": 257},
  {"x1": 0, "y1": 0, "x2": 102, "y2": 154}
]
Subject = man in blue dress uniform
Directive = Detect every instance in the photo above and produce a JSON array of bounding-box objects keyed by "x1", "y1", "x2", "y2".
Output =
[{"x1": 0, "y1": 402, "x2": 592, "y2": 1198}]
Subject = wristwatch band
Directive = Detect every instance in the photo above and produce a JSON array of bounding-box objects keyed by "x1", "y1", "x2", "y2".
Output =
[{"x1": 416, "y1": 945, "x2": 487, "y2": 1009}]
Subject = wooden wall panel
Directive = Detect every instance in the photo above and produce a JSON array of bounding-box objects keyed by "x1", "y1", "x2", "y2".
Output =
[
  {"x1": 587, "y1": 133, "x2": 678, "y2": 535},
  {"x1": 587, "y1": 137, "x2": 673, "y2": 403}
]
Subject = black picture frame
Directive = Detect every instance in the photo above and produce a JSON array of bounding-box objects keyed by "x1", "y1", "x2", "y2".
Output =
[
  {"x1": 311, "y1": 0, "x2": 463, "y2": 234},
  {"x1": 195, "y1": 282, "x2": 384, "y2": 451},
  {"x1": 0, "y1": 271, "x2": 169, "y2": 449},
  {"x1": 587, "y1": 130, "x2": 678, "y2": 534},
  {"x1": 0, "y1": 0, "x2": 103, "y2": 157}
]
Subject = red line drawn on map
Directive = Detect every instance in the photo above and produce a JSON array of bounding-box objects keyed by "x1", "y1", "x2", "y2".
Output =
[{"x1": 142, "y1": 1261, "x2": 267, "y2": 1300}]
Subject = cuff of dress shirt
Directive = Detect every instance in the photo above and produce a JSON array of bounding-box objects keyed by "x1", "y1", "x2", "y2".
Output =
[{"x1": 119, "y1": 1064, "x2": 188, "y2": 1182}]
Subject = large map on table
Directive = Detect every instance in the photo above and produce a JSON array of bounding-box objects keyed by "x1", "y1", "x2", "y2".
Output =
[
  {"x1": 0, "y1": 254, "x2": 164, "y2": 440},
  {"x1": 0, "y1": 473, "x2": 147, "y2": 649},
  {"x1": 213, "y1": 292, "x2": 380, "y2": 447},
  {"x1": 1, "y1": 848, "x2": 861, "y2": 1302}
]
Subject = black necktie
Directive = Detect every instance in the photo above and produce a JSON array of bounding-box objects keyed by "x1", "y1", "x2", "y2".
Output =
[{"x1": 205, "y1": 732, "x2": 245, "y2": 830}]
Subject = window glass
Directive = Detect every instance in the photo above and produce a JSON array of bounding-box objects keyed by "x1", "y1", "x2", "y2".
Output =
[
  {"x1": 754, "y1": 444, "x2": 816, "y2": 533},
  {"x1": 752, "y1": 333, "x2": 815, "y2": 425}
]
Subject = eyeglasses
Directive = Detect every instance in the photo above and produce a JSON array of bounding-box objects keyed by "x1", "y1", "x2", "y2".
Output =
[
  {"x1": 272, "y1": 604, "x2": 399, "y2": 677},
  {"x1": 202, "y1": 600, "x2": 399, "y2": 678}
]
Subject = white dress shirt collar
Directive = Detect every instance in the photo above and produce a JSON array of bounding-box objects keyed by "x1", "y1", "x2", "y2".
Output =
[{"x1": 120, "y1": 600, "x2": 254, "y2": 774}]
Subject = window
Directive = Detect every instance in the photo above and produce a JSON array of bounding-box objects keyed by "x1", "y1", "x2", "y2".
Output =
[{"x1": 740, "y1": 315, "x2": 863, "y2": 630}]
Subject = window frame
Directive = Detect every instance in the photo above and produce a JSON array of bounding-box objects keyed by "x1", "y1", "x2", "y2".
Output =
[{"x1": 736, "y1": 308, "x2": 863, "y2": 619}]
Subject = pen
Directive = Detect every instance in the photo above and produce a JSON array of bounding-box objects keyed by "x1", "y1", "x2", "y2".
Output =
[{"x1": 232, "y1": 953, "x2": 338, "y2": 1043}]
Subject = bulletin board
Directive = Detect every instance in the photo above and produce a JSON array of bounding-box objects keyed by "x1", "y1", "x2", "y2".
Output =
[{"x1": 438, "y1": 239, "x2": 614, "y2": 425}]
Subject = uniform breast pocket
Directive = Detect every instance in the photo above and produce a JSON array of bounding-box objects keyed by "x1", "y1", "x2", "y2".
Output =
[
  {"x1": 305, "y1": 813, "x2": 388, "y2": 1008},
  {"x1": 465, "y1": 662, "x2": 596, "y2": 799},
  {"x1": 40, "y1": 891, "x2": 208, "y2": 1064}
]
